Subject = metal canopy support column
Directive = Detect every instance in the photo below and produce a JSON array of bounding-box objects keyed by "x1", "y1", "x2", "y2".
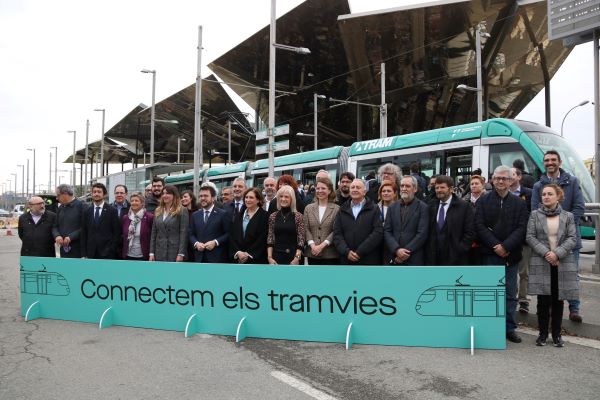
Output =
[{"x1": 593, "y1": 29, "x2": 600, "y2": 274}]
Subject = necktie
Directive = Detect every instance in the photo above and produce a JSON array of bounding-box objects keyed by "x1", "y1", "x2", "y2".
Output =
[
  {"x1": 437, "y1": 202, "x2": 446, "y2": 232},
  {"x1": 236, "y1": 202, "x2": 241, "y2": 213},
  {"x1": 204, "y1": 210, "x2": 209, "y2": 223},
  {"x1": 94, "y1": 206, "x2": 100, "y2": 224}
]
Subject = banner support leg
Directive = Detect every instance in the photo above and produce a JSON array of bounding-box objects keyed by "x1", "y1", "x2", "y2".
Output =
[
  {"x1": 25, "y1": 301, "x2": 41, "y2": 322},
  {"x1": 99, "y1": 306, "x2": 113, "y2": 330},
  {"x1": 235, "y1": 317, "x2": 247, "y2": 343},
  {"x1": 184, "y1": 313, "x2": 198, "y2": 338},
  {"x1": 345, "y1": 322, "x2": 354, "y2": 350},
  {"x1": 470, "y1": 326, "x2": 475, "y2": 356}
]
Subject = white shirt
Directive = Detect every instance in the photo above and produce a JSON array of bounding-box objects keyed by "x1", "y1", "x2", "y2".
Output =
[
  {"x1": 437, "y1": 196, "x2": 452, "y2": 219},
  {"x1": 93, "y1": 202, "x2": 105, "y2": 218}
]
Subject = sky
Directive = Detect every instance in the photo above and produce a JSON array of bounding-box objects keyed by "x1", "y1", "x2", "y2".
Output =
[{"x1": 0, "y1": 0, "x2": 596, "y2": 195}]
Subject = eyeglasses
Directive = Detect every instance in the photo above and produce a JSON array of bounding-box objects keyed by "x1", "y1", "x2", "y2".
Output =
[{"x1": 493, "y1": 176, "x2": 512, "y2": 182}]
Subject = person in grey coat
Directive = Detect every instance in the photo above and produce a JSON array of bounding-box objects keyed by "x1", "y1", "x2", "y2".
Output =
[
  {"x1": 384, "y1": 175, "x2": 429, "y2": 265},
  {"x1": 526, "y1": 184, "x2": 578, "y2": 348},
  {"x1": 149, "y1": 185, "x2": 189, "y2": 262}
]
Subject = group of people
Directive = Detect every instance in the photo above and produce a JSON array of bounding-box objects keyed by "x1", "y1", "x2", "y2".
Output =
[{"x1": 18, "y1": 150, "x2": 585, "y2": 347}]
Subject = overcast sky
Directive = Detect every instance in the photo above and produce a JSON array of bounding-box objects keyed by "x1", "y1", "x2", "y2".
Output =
[{"x1": 0, "y1": 0, "x2": 596, "y2": 195}]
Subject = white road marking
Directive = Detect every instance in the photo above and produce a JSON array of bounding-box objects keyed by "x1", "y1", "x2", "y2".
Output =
[
  {"x1": 271, "y1": 371, "x2": 339, "y2": 400},
  {"x1": 519, "y1": 327, "x2": 600, "y2": 350}
]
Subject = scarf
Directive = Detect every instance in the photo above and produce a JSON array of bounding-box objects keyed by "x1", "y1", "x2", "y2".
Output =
[
  {"x1": 539, "y1": 204, "x2": 562, "y2": 217},
  {"x1": 127, "y1": 208, "x2": 145, "y2": 247}
]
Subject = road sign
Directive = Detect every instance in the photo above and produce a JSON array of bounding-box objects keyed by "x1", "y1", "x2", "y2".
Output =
[
  {"x1": 255, "y1": 140, "x2": 290, "y2": 155},
  {"x1": 255, "y1": 124, "x2": 290, "y2": 141}
]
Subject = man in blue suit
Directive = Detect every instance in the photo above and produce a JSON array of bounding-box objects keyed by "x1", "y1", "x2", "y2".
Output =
[
  {"x1": 189, "y1": 185, "x2": 230, "y2": 263},
  {"x1": 81, "y1": 183, "x2": 121, "y2": 259}
]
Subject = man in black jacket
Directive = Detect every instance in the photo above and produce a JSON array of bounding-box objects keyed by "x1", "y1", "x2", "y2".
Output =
[
  {"x1": 475, "y1": 165, "x2": 529, "y2": 344},
  {"x1": 335, "y1": 172, "x2": 354, "y2": 206},
  {"x1": 425, "y1": 176, "x2": 475, "y2": 266},
  {"x1": 52, "y1": 184, "x2": 86, "y2": 258},
  {"x1": 333, "y1": 179, "x2": 383, "y2": 265},
  {"x1": 81, "y1": 183, "x2": 121, "y2": 259},
  {"x1": 384, "y1": 176, "x2": 429, "y2": 265},
  {"x1": 18, "y1": 196, "x2": 56, "y2": 257}
]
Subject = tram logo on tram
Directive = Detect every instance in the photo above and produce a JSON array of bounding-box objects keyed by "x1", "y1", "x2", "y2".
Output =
[
  {"x1": 20, "y1": 265, "x2": 70, "y2": 296},
  {"x1": 415, "y1": 276, "x2": 505, "y2": 318}
]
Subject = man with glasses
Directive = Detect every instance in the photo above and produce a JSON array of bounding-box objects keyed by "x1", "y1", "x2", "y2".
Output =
[
  {"x1": 112, "y1": 184, "x2": 130, "y2": 219},
  {"x1": 18, "y1": 196, "x2": 57, "y2": 257},
  {"x1": 531, "y1": 150, "x2": 585, "y2": 323},
  {"x1": 367, "y1": 163, "x2": 402, "y2": 203},
  {"x1": 475, "y1": 165, "x2": 529, "y2": 344},
  {"x1": 145, "y1": 177, "x2": 164, "y2": 213}
]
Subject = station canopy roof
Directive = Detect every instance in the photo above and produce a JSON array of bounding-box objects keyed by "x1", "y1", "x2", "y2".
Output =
[{"x1": 69, "y1": 0, "x2": 571, "y2": 164}]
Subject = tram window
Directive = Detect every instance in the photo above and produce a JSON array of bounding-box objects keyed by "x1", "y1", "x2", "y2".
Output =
[
  {"x1": 474, "y1": 291, "x2": 495, "y2": 301},
  {"x1": 447, "y1": 290, "x2": 454, "y2": 301},
  {"x1": 489, "y1": 143, "x2": 540, "y2": 181},
  {"x1": 356, "y1": 151, "x2": 442, "y2": 181},
  {"x1": 445, "y1": 151, "x2": 472, "y2": 181}
]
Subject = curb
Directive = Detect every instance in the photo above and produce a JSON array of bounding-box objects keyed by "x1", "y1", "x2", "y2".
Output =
[{"x1": 516, "y1": 312, "x2": 600, "y2": 341}]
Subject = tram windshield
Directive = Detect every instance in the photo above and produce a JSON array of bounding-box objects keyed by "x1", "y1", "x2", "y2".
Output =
[{"x1": 526, "y1": 132, "x2": 595, "y2": 203}]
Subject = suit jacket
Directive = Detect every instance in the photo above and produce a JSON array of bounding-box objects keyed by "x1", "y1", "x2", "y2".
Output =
[
  {"x1": 150, "y1": 210, "x2": 189, "y2": 261},
  {"x1": 229, "y1": 207, "x2": 268, "y2": 264},
  {"x1": 333, "y1": 199, "x2": 383, "y2": 265},
  {"x1": 303, "y1": 202, "x2": 340, "y2": 260},
  {"x1": 225, "y1": 200, "x2": 246, "y2": 222},
  {"x1": 425, "y1": 194, "x2": 475, "y2": 265},
  {"x1": 189, "y1": 207, "x2": 230, "y2": 262},
  {"x1": 383, "y1": 199, "x2": 429, "y2": 265},
  {"x1": 18, "y1": 211, "x2": 57, "y2": 257},
  {"x1": 264, "y1": 197, "x2": 278, "y2": 217},
  {"x1": 81, "y1": 203, "x2": 121, "y2": 259},
  {"x1": 121, "y1": 211, "x2": 154, "y2": 260},
  {"x1": 513, "y1": 186, "x2": 532, "y2": 212},
  {"x1": 52, "y1": 198, "x2": 85, "y2": 258}
]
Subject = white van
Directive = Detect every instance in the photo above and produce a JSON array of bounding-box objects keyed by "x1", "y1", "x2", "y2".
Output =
[{"x1": 12, "y1": 204, "x2": 25, "y2": 217}]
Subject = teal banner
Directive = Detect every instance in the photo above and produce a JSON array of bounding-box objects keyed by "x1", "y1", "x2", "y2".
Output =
[{"x1": 19, "y1": 257, "x2": 506, "y2": 349}]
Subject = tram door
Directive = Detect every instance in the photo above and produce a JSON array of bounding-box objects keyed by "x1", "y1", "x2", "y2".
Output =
[
  {"x1": 444, "y1": 149, "x2": 472, "y2": 181},
  {"x1": 455, "y1": 290, "x2": 473, "y2": 317},
  {"x1": 37, "y1": 274, "x2": 48, "y2": 295}
]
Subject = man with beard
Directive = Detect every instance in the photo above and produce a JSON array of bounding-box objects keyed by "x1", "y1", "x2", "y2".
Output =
[
  {"x1": 425, "y1": 175, "x2": 474, "y2": 265},
  {"x1": 384, "y1": 176, "x2": 429, "y2": 265},
  {"x1": 263, "y1": 177, "x2": 278, "y2": 215},
  {"x1": 335, "y1": 172, "x2": 355, "y2": 206},
  {"x1": 81, "y1": 183, "x2": 121, "y2": 259},
  {"x1": 367, "y1": 163, "x2": 402, "y2": 203},
  {"x1": 53, "y1": 184, "x2": 86, "y2": 258},
  {"x1": 18, "y1": 196, "x2": 57, "y2": 257},
  {"x1": 145, "y1": 177, "x2": 164, "y2": 213},
  {"x1": 475, "y1": 165, "x2": 528, "y2": 343},
  {"x1": 189, "y1": 185, "x2": 230, "y2": 263},
  {"x1": 333, "y1": 179, "x2": 383, "y2": 265}
]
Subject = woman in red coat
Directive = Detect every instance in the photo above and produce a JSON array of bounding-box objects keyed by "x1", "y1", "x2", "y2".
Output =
[{"x1": 121, "y1": 192, "x2": 154, "y2": 260}]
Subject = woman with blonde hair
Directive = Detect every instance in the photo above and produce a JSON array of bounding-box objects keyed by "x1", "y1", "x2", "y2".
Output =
[
  {"x1": 527, "y1": 184, "x2": 578, "y2": 347},
  {"x1": 121, "y1": 192, "x2": 154, "y2": 260},
  {"x1": 303, "y1": 177, "x2": 340, "y2": 265},
  {"x1": 267, "y1": 185, "x2": 306, "y2": 265},
  {"x1": 149, "y1": 185, "x2": 189, "y2": 262}
]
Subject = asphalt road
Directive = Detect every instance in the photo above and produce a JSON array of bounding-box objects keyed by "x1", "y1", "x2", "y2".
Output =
[{"x1": 1, "y1": 235, "x2": 599, "y2": 400}]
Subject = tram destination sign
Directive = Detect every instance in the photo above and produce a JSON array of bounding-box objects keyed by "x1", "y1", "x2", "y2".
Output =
[
  {"x1": 255, "y1": 124, "x2": 290, "y2": 141},
  {"x1": 20, "y1": 257, "x2": 506, "y2": 350}
]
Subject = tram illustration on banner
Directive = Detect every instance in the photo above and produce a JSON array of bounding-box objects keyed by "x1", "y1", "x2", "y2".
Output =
[
  {"x1": 415, "y1": 276, "x2": 505, "y2": 318},
  {"x1": 20, "y1": 265, "x2": 70, "y2": 296}
]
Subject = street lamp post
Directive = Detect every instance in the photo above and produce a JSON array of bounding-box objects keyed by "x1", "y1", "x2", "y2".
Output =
[
  {"x1": 561, "y1": 100, "x2": 591, "y2": 137},
  {"x1": 26, "y1": 159, "x2": 29, "y2": 197},
  {"x1": 48, "y1": 151, "x2": 52, "y2": 194},
  {"x1": 68, "y1": 130, "x2": 76, "y2": 186},
  {"x1": 17, "y1": 164, "x2": 24, "y2": 197},
  {"x1": 94, "y1": 108, "x2": 106, "y2": 176},
  {"x1": 84, "y1": 119, "x2": 90, "y2": 192},
  {"x1": 456, "y1": 26, "x2": 490, "y2": 122},
  {"x1": 268, "y1": 0, "x2": 311, "y2": 176},
  {"x1": 296, "y1": 132, "x2": 317, "y2": 151},
  {"x1": 141, "y1": 69, "x2": 156, "y2": 164},
  {"x1": 11, "y1": 173, "x2": 17, "y2": 195},
  {"x1": 313, "y1": 93, "x2": 326, "y2": 150},
  {"x1": 50, "y1": 146, "x2": 57, "y2": 191},
  {"x1": 27, "y1": 148, "x2": 36, "y2": 195},
  {"x1": 177, "y1": 137, "x2": 186, "y2": 163},
  {"x1": 227, "y1": 120, "x2": 232, "y2": 165}
]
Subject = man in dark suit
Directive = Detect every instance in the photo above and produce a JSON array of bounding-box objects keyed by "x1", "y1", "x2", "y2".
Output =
[
  {"x1": 425, "y1": 176, "x2": 475, "y2": 266},
  {"x1": 384, "y1": 176, "x2": 429, "y2": 265},
  {"x1": 189, "y1": 185, "x2": 230, "y2": 263},
  {"x1": 263, "y1": 177, "x2": 278, "y2": 216},
  {"x1": 18, "y1": 196, "x2": 57, "y2": 257},
  {"x1": 510, "y1": 167, "x2": 533, "y2": 314},
  {"x1": 81, "y1": 183, "x2": 121, "y2": 259},
  {"x1": 225, "y1": 177, "x2": 247, "y2": 221},
  {"x1": 112, "y1": 184, "x2": 130, "y2": 219},
  {"x1": 53, "y1": 184, "x2": 86, "y2": 258}
]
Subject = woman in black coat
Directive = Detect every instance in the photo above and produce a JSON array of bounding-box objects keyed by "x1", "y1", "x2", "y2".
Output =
[{"x1": 229, "y1": 187, "x2": 268, "y2": 264}]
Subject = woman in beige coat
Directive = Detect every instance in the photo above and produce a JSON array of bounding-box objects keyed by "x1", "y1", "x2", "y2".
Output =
[
  {"x1": 526, "y1": 184, "x2": 578, "y2": 347},
  {"x1": 303, "y1": 177, "x2": 340, "y2": 265}
]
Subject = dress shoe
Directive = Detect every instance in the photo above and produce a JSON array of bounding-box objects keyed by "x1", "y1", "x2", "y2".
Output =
[
  {"x1": 518, "y1": 302, "x2": 529, "y2": 314},
  {"x1": 569, "y1": 312, "x2": 583, "y2": 323},
  {"x1": 506, "y1": 331, "x2": 522, "y2": 343},
  {"x1": 535, "y1": 335, "x2": 547, "y2": 346},
  {"x1": 552, "y1": 336, "x2": 564, "y2": 347}
]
